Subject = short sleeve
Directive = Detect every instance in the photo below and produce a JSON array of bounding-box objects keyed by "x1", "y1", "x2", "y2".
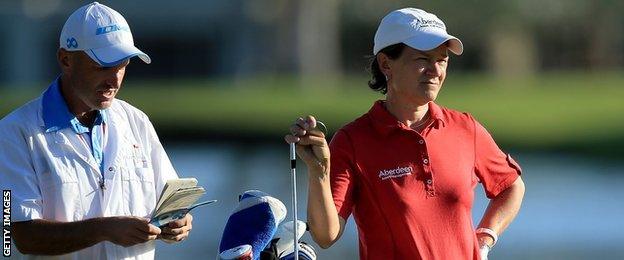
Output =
[
  {"x1": 329, "y1": 129, "x2": 356, "y2": 220},
  {"x1": 0, "y1": 123, "x2": 42, "y2": 222},
  {"x1": 472, "y1": 117, "x2": 522, "y2": 198}
]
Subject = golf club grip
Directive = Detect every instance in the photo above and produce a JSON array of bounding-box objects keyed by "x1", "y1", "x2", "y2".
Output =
[{"x1": 290, "y1": 143, "x2": 296, "y2": 168}]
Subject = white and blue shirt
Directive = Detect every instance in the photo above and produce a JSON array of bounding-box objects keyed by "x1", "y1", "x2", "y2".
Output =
[
  {"x1": 42, "y1": 78, "x2": 108, "y2": 179},
  {"x1": 0, "y1": 77, "x2": 179, "y2": 260}
]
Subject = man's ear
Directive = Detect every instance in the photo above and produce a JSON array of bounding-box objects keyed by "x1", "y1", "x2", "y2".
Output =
[{"x1": 57, "y1": 48, "x2": 72, "y2": 72}]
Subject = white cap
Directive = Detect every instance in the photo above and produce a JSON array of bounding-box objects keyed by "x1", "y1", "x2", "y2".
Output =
[
  {"x1": 373, "y1": 8, "x2": 463, "y2": 55},
  {"x1": 59, "y1": 2, "x2": 151, "y2": 67}
]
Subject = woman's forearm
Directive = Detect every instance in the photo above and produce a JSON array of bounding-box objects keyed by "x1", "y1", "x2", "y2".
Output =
[
  {"x1": 306, "y1": 165, "x2": 344, "y2": 249},
  {"x1": 477, "y1": 176, "x2": 525, "y2": 245}
]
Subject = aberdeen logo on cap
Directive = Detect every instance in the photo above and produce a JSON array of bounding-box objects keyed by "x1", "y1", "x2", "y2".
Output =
[{"x1": 413, "y1": 18, "x2": 446, "y2": 30}]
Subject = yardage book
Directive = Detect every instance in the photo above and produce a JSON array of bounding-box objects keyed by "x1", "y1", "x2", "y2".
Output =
[{"x1": 150, "y1": 178, "x2": 216, "y2": 227}]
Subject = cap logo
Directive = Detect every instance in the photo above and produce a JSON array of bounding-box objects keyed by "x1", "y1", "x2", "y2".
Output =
[
  {"x1": 413, "y1": 18, "x2": 445, "y2": 30},
  {"x1": 66, "y1": 38, "x2": 78, "y2": 49},
  {"x1": 95, "y1": 24, "x2": 129, "y2": 35}
]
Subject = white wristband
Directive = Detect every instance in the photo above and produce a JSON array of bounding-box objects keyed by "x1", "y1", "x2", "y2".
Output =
[{"x1": 476, "y1": 228, "x2": 498, "y2": 247}]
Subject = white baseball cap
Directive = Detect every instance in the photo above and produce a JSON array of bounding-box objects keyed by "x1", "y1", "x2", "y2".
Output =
[
  {"x1": 59, "y1": 2, "x2": 151, "y2": 67},
  {"x1": 373, "y1": 8, "x2": 463, "y2": 56}
]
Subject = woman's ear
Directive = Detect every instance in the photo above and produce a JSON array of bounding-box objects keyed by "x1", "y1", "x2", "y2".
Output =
[{"x1": 377, "y1": 53, "x2": 392, "y2": 79}]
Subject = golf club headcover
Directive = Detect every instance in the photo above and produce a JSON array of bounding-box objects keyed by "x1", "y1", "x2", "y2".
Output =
[
  {"x1": 219, "y1": 190, "x2": 287, "y2": 260},
  {"x1": 279, "y1": 242, "x2": 317, "y2": 260},
  {"x1": 273, "y1": 220, "x2": 307, "y2": 258}
]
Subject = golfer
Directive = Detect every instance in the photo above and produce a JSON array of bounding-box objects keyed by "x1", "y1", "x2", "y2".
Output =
[
  {"x1": 285, "y1": 8, "x2": 525, "y2": 259},
  {"x1": 0, "y1": 2, "x2": 191, "y2": 258}
]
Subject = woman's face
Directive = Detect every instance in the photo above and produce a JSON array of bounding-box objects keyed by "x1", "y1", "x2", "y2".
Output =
[{"x1": 383, "y1": 45, "x2": 449, "y2": 106}]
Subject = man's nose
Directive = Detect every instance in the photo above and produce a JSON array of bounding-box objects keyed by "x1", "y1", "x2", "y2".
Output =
[{"x1": 104, "y1": 69, "x2": 123, "y2": 87}]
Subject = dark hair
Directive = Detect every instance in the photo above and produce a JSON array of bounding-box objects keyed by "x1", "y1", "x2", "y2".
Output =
[{"x1": 367, "y1": 43, "x2": 406, "y2": 94}]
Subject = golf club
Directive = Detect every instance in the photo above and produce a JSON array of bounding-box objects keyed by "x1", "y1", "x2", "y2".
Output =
[{"x1": 290, "y1": 120, "x2": 327, "y2": 260}]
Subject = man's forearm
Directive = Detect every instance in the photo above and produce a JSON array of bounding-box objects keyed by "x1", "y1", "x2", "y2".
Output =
[
  {"x1": 12, "y1": 218, "x2": 107, "y2": 255},
  {"x1": 477, "y1": 177, "x2": 525, "y2": 244}
]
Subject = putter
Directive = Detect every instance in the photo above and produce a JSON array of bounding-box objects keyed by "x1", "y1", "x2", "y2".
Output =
[{"x1": 290, "y1": 120, "x2": 327, "y2": 260}]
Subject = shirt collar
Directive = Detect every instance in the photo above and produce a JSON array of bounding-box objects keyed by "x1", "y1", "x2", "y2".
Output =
[
  {"x1": 42, "y1": 76, "x2": 107, "y2": 133},
  {"x1": 428, "y1": 101, "x2": 447, "y2": 127},
  {"x1": 369, "y1": 100, "x2": 447, "y2": 136}
]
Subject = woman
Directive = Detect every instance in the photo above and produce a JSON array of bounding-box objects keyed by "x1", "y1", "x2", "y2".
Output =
[{"x1": 285, "y1": 8, "x2": 525, "y2": 260}]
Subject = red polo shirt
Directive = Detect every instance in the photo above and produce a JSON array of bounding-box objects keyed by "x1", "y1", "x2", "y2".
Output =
[{"x1": 330, "y1": 100, "x2": 521, "y2": 260}]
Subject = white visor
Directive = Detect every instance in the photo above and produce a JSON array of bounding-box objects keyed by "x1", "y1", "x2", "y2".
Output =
[
  {"x1": 85, "y1": 43, "x2": 151, "y2": 67},
  {"x1": 402, "y1": 30, "x2": 463, "y2": 55}
]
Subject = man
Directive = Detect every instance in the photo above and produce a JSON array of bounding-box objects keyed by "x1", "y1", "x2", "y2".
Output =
[
  {"x1": 285, "y1": 8, "x2": 525, "y2": 259},
  {"x1": 0, "y1": 2, "x2": 192, "y2": 259}
]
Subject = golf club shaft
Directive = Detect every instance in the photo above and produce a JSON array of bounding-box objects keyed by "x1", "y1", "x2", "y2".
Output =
[{"x1": 289, "y1": 143, "x2": 299, "y2": 260}]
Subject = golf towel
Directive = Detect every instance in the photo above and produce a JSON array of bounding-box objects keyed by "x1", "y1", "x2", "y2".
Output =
[{"x1": 219, "y1": 190, "x2": 287, "y2": 260}]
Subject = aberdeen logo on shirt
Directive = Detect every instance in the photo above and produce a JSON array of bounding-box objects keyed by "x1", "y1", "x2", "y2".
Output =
[{"x1": 378, "y1": 165, "x2": 413, "y2": 180}]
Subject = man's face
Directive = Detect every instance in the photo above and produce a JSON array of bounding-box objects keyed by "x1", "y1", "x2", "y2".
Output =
[
  {"x1": 385, "y1": 45, "x2": 449, "y2": 105},
  {"x1": 61, "y1": 50, "x2": 129, "y2": 111}
]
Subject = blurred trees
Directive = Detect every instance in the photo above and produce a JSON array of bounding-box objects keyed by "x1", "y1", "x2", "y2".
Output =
[
  {"x1": 0, "y1": 0, "x2": 622, "y2": 85},
  {"x1": 335, "y1": 0, "x2": 624, "y2": 77},
  {"x1": 297, "y1": 0, "x2": 341, "y2": 80}
]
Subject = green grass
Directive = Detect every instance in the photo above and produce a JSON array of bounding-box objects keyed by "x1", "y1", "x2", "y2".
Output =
[{"x1": 2, "y1": 72, "x2": 623, "y2": 153}]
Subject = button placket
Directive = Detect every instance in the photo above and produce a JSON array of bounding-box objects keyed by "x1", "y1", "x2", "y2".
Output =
[
  {"x1": 418, "y1": 140, "x2": 435, "y2": 196},
  {"x1": 105, "y1": 166, "x2": 116, "y2": 178},
  {"x1": 411, "y1": 134, "x2": 435, "y2": 196},
  {"x1": 425, "y1": 175, "x2": 436, "y2": 194}
]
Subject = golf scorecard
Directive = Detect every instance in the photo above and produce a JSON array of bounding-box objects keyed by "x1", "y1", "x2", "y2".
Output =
[{"x1": 150, "y1": 178, "x2": 216, "y2": 227}]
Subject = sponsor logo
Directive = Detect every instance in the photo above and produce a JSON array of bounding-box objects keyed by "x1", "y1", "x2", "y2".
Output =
[
  {"x1": 413, "y1": 18, "x2": 445, "y2": 30},
  {"x1": 95, "y1": 24, "x2": 129, "y2": 35},
  {"x1": 2, "y1": 190, "x2": 10, "y2": 257},
  {"x1": 66, "y1": 37, "x2": 78, "y2": 49},
  {"x1": 378, "y1": 166, "x2": 413, "y2": 180}
]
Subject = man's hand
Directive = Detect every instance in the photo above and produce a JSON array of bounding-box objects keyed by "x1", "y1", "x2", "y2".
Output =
[
  {"x1": 284, "y1": 115, "x2": 330, "y2": 177},
  {"x1": 102, "y1": 216, "x2": 161, "y2": 247},
  {"x1": 158, "y1": 213, "x2": 193, "y2": 243}
]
